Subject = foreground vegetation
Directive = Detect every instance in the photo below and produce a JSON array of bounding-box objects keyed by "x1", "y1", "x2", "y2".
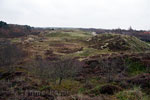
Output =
[{"x1": 0, "y1": 29, "x2": 150, "y2": 100}]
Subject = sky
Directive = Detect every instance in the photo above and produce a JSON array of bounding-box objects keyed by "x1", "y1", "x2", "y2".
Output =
[{"x1": 0, "y1": 0, "x2": 150, "y2": 30}]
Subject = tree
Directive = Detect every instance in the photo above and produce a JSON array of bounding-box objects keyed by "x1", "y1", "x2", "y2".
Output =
[
  {"x1": 100, "y1": 59, "x2": 113, "y2": 82},
  {"x1": 99, "y1": 57, "x2": 126, "y2": 82},
  {"x1": 27, "y1": 56, "x2": 52, "y2": 80},
  {"x1": 0, "y1": 21, "x2": 8, "y2": 28},
  {"x1": 27, "y1": 57, "x2": 82, "y2": 85},
  {"x1": 51, "y1": 58, "x2": 82, "y2": 85},
  {"x1": 128, "y1": 26, "x2": 133, "y2": 31},
  {"x1": 0, "y1": 40, "x2": 25, "y2": 67}
]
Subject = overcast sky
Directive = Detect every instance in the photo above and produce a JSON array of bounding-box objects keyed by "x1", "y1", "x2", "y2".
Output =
[{"x1": 0, "y1": 0, "x2": 150, "y2": 30}]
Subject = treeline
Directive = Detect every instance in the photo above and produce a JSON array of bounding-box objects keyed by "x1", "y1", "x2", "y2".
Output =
[
  {"x1": 80, "y1": 28, "x2": 150, "y2": 42},
  {"x1": 0, "y1": 21, "x2": 40, "y2": 38}
]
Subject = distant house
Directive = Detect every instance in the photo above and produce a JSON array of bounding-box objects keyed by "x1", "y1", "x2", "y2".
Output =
[{"x1": 143, "y1": 32, "x2": 150, "y2": 34}]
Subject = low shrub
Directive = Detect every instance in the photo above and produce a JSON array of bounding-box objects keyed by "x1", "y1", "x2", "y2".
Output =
[{"x1": 116, "y1": 87, "x2": 149, "y2": 100}]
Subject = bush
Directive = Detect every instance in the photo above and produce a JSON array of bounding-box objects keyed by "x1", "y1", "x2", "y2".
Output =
[{"x1": 100, "y1": 84, "x2": 122, "y2": 95}]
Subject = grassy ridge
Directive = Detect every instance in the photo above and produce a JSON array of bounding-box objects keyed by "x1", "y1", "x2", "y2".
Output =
[{"x1": 88, "y1": 33, "x2": 150, "y2": 52}]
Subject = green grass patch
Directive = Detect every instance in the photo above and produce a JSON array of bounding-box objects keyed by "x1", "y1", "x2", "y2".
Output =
[
  {"x1": 46, "y1": 32, "x2": 71, "y2": 37},
  {"x1": 78, "y1": 48, "x2": 96, "y2": 57},
  {"x1": 39, "y1": 85, "x2": 51, "y2": 91},
  {"x1": 86, "y1": 85, "x2": 102, "y2": 96},
  {"x1": 45, "y1": 31, "x2": 92, "y2": 42},
  {"x1": 50, "y1": 79, "x2": 82, "y2": 94},
  {"x1": 116, "y1": 87, "x2": 149, "y2": 100},
  {"x1": 66, "y1": 48, "x2": 111, "y2": 58},
  {"x1": 126, "y1": 59, "x2": 147, "y2": 76},
  {"x1": 11, "y1": 38, "x2": 21, "y2": 43}
]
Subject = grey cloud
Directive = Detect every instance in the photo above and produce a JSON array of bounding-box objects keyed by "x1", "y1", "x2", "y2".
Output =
[{"x1": 0, "y1": 0, "x2": 149, "y2": 30}]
